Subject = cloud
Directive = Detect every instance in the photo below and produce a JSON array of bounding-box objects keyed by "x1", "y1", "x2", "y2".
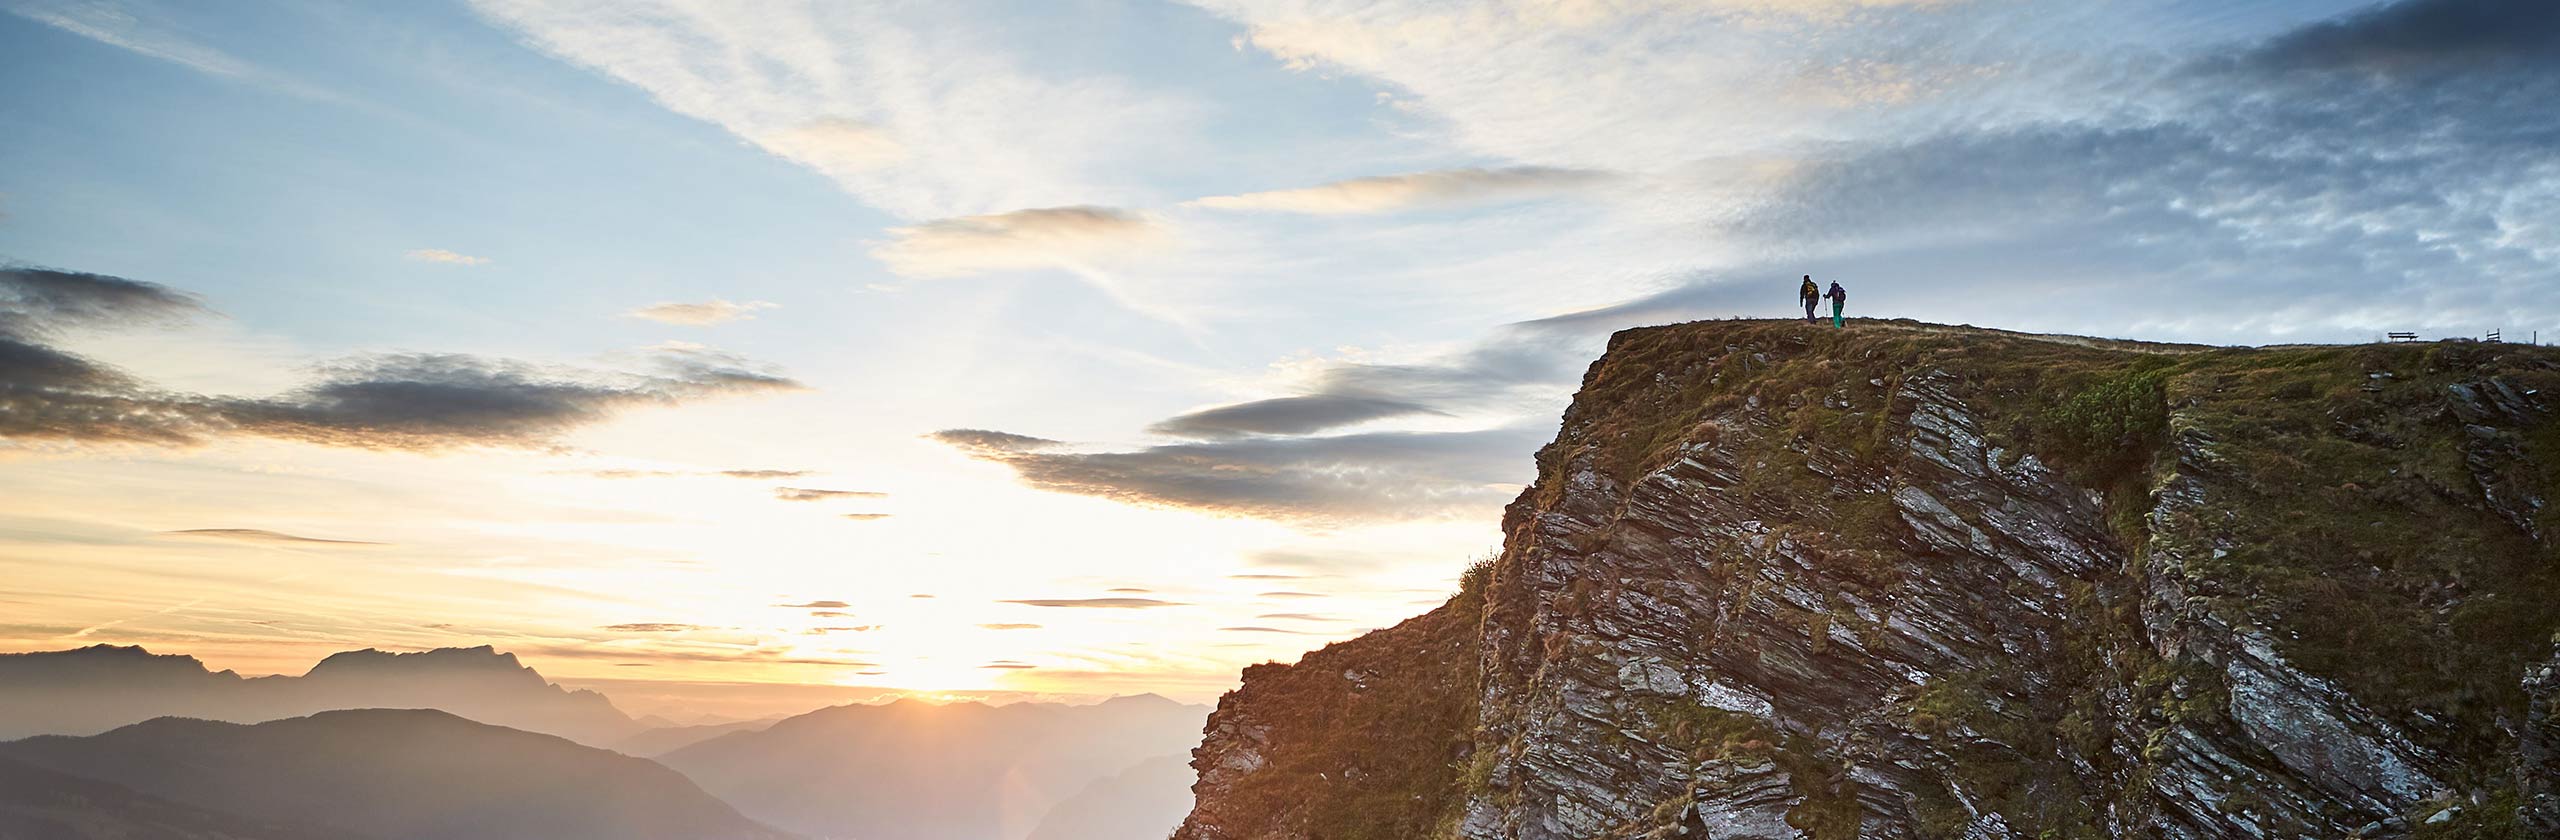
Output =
[
  {"x1": 625, "y1": 299, "x2": 777, "y2": 326},
  {"x1": 931, "y1": 425, "x2": 1539, "y2": 524},
  {"x1": 405, "y1": 249, "x2": 489, "y2": 266},
  {"x1": 1256, "y1": 613, "x2": 1344, "y2": 621},
  {"x1": 841, "y1": 513, "x2": 893, "y2": 521},
  {"x1": 998, "y1": 598, "x2": 1186, "y2": 609},
  {"x1": 1258, "y1": 591, "x2": 1325, "y2": 599},
  {"x1": 1519, "y1": 0, "x2": 2560, "y2": 344},
  {"x1": 1124, "y1": 323, "x2": 1594, "y2": 451},
  {"x1": 982, "y1": 662, "x2": 1037, "y2": 669},
  {"x1": 756, "y1": 117, "x2": 906, "y2": 176},
  {"x1": 1218, "y1": 626, "x2": 1311, "y2": 634},
  {"x1": 773, "y1": 487, "x2": 889, "y2": 502},
  {"x1": 718, "y1": 469, "x2": 812, "y2": 479},
  {"x1": 1189, "y1": 166, "x2": 1613, "y2": 214},
  {"x1": 806, "y1": 625, "x2": 879, "y2": 634},
  {"x1": 575, "y1": 469, "x2": 686, "y2": 479},
  {"x1": 602, "y1": 623, "x2": 709, "y2": 632},
  {"x1": 928, "y1": 429, "x2": 1061, "y2": 451},
  {"x1": 223, "y1": 351, "x2": 802, "y2": 450},
  {"x1": 469, "y1": 0, "x2": 1193, "y2": 220},
  {"x1": 1190, "y1": 0, "x2": 1989, "y2": 169},
  {"x1": 776, "y1": 601, "x2": 850, "y2": 609},
  {"x1": 1244, "y1": 549, "x2": 1390, "y2": 574},
  {"x1": 0, "y1": 266, "x2": 804, "y2": 449},
  {"x1": 2243, "y1": 0, "x2": 2560, "y2": 77},
  {"x1": 1104, "y1": 587, "x2": 1152, "y2": 593},
  {"x1": 978, "y1": 623, "x2": 1043, "y2": 630},
  {"x1": 1147, "y1": 394, "x2": 1445, "y2": 439},
  {"x1": 160, "y1": 529, "x2": 384, "y2": 546},
  {"x1": 568, "y1": 466, "x2": 808, "y2": 478},
  {"x1": 0, "y1": 266, "x2": 207, "y2": 331},
  {"x1": 869, "y1": 206, "x2": 1167, "y2": 278},
  {"x1": 810, "y1": 611, "x2": 856, "y2": 618}
]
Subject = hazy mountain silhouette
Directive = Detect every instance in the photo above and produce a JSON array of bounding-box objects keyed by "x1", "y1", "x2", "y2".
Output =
[
  {"x1": 611, "y1": 718, "x2": 774, "y2": 757},
  {"x1": 0, "y1": 756, "x2": 348, "y2": 840},
  {"x1": 0, "y1": 709, "x2": 794, "y2": 840},
  {"x1": 1022, "y1": 754, "x2": 1195, "y2": 840},
  {"x1": 662, "y1": 693, "x2": 1206, "y2": 840},
  {"x1": 0, "y1": 645, "x2": 643, "y2": 746}
]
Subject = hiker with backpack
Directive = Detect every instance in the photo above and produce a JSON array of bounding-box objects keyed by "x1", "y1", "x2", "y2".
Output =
[
  {"x1": 1826, "y1": 280, "x2": 1847, "y2": 328},
  {"x1": 1799, "y1": 276, "x2": 1820, "y2": 323}
]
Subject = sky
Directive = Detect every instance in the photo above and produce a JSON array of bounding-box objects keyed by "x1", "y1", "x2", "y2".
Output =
[{"x1": 1, "y1": 0, "x2": 2554, "y2": 716}]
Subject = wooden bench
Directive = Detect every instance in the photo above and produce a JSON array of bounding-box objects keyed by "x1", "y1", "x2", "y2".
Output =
[{"x1": 2387, "y1": 332, "x2": 2418, "y2": 342}]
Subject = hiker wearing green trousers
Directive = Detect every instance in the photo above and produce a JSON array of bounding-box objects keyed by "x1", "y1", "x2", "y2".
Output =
[{"x1": 1825, "y1": 280, "x2": 1847, "y2": 327}]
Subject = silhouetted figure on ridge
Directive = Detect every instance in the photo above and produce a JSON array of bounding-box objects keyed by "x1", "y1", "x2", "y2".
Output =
[
  {"x1": 1826, "y1": 280, "x2": 1847, "y2": 328},
  {"x1": 1798, "y1": 275, "x2": 1820, "y2": 323}
]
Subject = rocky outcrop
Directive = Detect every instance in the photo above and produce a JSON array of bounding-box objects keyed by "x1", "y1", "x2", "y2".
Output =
[
  {"x1": 1180, "y1": 597, "x2": 1484, "y2": 840},
  {"x1": 1177, "y1": 321, "x2": 2560, "y2": 839}
]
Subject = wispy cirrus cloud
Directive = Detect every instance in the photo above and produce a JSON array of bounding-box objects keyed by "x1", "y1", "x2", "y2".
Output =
[
  {"x1": 869, "y1": 206, "x2": 1167, "y2": 279},
  {"x1": 719, "y1": 469, "x2": 811, "y2": 479},
  {"x1": 999, "y1": 598, "x2": 1185, "y2": 609},
  {"x1": 625, "y1": 299, "x2": 776, "y2": 326},
  {"x1": 404, "y1": 248, "x2": 489, "y2": 266},
  {"x1": 1188, "y1": 166, "x2": 1613, "y2": 215},
  {"x1": 567, "y1": 468, "x2": 814, "y2": 480},
  {"x1": 160, "y1": 529, "x2": 384, "y2": 546},
  {"x1": 4, "y1": 0, "x2": 347, "y2": 101},
  {"x1": 755, "y1": 117, "x2": 906, "y2": 178},
  {"x1": 773, "y1": 487, "x2": 888, "y2": 502},
  {"x1": 468, "y1": 0, "x2": 1194, "y2": 220}
]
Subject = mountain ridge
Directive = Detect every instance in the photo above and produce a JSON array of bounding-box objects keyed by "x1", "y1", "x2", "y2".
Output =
[
  {"x1": 663, "y1": 690, "x2": 1210, "y2": 840},
  {"x1": 1175, "y1": 320, "x2": 2560, "y2": 839},
  {"x1": 0, "y1": 643, "x2": 643, "y2": 746},
  {"x1": 0, "y1": 708, "x2": 793, "y2": 840}
]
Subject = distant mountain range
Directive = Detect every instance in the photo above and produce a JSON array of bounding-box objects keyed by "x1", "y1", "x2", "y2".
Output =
[
  {"x1": 0, "y1": 709, "x2": 793, "y2": 840},
  {"x1": 663, "y1": 693, "x2": 1206, "y2": 840},
  {"x1": 1023, "y1": 753, "x2": 1197, "y2": 840},
  {"x1": 0, "y1": 643, "x2": 1211, "y2": 840},
  {"x1": 0, "y1": 644, "x2": 643, "y2": 747},
  {"x1": 610, "y1": 718, "x2": 775, "y2": 757}
]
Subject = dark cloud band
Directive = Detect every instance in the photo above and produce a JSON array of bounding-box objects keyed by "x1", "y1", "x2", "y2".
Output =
[{"x1": 0, "y1": 266, "x2": 803, "y2": 450}]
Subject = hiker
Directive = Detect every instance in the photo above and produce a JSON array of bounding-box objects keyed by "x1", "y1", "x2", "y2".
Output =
[
  {"x1": 1826, "y1": 280, "x2": 1847, "y2": 328},
  {"x1": 1798, "y1": 276, "x2": 1820, "y2": 323}
]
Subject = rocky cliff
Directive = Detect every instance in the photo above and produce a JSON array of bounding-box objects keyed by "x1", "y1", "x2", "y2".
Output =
[{"x1": 1176, "y1": 320, "x2": 2560, "y2": 840}]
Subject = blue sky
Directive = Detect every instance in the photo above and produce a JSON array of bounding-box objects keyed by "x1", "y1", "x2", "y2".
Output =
[{"x1": 2, "y1": 0, "x2": 2554, "y2": 712}]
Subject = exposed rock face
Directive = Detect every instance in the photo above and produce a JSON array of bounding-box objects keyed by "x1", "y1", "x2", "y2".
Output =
[{"x1": 1176, "y1": 321, "x2": 2560, "y2": 840}]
